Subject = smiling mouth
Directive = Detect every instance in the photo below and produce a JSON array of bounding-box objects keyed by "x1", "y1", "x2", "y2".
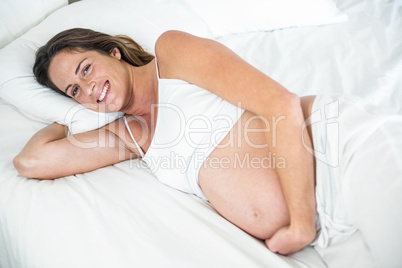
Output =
[{"x1": 97, "y1": 81, "x2": 110, "y2": 103}]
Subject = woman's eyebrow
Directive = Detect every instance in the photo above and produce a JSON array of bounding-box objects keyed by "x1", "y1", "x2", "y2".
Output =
[
  {"x1": 65, "y1": 84, "x2": 72, "y2": 94},
  {"x1": 64, "y1": 58, "x2": 88, "y2": 93},
  {"x1": 75, "y1": 58, "x2": 87, "y2": 75}
]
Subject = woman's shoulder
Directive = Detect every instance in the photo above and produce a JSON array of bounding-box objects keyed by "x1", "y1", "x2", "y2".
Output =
[
  {"x1": 154, "y1": 30, "x2": 219, "y2": 81},
  {"x1": 155, "y1": 30, "x2": 193, "y2": 55},
  {"x1": 154, "y1": 30, "x2": 194, "y2": 79}
]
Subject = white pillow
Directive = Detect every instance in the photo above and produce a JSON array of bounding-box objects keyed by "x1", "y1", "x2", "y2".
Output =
[
  {"x1": 183, "y1": 0, "x2": 348, "y2": 37},
  {"x1": 0, "y1": 0, "x2": 68, "y2": 49},
  {"x1": 0, "y1": 0, "x2": 212, "y2": 134}
]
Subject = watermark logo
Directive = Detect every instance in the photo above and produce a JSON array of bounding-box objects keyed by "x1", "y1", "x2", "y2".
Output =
[
  {"x1": 62, "y1": 99, "x2": 340, "y2": 169},
  {"x1": 302, "y1": 99, "x2": 339, "y2": 167}
]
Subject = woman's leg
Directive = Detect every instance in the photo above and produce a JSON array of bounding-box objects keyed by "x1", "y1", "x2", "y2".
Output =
[
  {"x1": 341, "y1": 116, "x2": 402, "y2": 267},
  {"x1": 311, "y1": 95, "x2": 402, "y2": 267}
]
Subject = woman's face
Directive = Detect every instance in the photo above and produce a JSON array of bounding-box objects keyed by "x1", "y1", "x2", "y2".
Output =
[{"x1": 48, "y1": 48, "x2": 131, "y2": 113}]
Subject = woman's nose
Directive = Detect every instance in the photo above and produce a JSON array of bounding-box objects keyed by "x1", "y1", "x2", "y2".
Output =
[{"x1": 83, "y1": 81, "x2": 95, "y2": 96}]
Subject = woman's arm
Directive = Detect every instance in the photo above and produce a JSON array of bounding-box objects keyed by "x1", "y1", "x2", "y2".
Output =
[
  {"x1": 155, "y1": 31, "x2": 316, "y2": 254},
  {"x1": 13, "y1": 120, "x2": 135, "y2": 179}
]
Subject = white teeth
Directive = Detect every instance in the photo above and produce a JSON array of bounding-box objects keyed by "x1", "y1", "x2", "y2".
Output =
[{"x1": 98, "y1": 82, "x2": 109, "y2": 102}]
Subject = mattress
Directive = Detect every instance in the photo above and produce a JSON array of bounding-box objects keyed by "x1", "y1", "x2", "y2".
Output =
[{"x1": 0, "y1": 0, "x2": 401, "y2": 267}]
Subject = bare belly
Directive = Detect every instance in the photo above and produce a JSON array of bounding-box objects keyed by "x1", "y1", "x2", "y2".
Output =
[{"x1": 198, "y1": 96, "x2": 316, "y2": 239}]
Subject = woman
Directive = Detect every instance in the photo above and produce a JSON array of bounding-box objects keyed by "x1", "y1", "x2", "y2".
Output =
[{"x1": 14, "y1": 28, "x2": 402, "y2": 266}]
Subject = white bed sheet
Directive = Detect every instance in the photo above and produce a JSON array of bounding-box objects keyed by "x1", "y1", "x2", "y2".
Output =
[
  {"x1": 1, "y1": 0, "x2": 401, "y2": 267},
  {"x1": 217, "y1": 0, "x2": 402, "y2": 111}
]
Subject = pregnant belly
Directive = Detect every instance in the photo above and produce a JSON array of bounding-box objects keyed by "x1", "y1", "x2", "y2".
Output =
[
  {"x1": 198, "y1": 110, "x2": 291, "y2": 239},
  {"x1": 198, "y1": 96, "x2": 316, "y2": 239}
]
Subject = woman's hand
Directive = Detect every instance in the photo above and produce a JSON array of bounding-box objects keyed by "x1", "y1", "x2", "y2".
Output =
[{"x1": 265, "y1": 223, "x2": 317, "y2": 255}]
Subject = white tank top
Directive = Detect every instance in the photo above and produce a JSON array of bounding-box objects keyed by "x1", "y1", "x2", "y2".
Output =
[{"x1": 126, "y1": 58, "x2": 244, "y2": 200}]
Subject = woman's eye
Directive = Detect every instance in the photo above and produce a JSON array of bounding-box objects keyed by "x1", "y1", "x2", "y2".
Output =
[
  {"x1": 83, "y1": 64, "x2": 91, "y2": 76},
  {"x1": 72, "y1": 86, "x2": 79, "y2": 96}
]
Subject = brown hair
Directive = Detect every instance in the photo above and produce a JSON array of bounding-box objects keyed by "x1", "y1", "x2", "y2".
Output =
[{"x1": 33, "y1": 28, "x2": 154, "y2": 96}]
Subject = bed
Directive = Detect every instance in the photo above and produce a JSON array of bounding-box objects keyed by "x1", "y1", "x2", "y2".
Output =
[{"x1": 0, "y1": 0, "x2": 401, "y2": 267}]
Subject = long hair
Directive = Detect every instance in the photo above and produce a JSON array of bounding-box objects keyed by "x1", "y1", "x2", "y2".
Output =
[{"x1": 33, "y1": 28, "x2": 154, "y2": 96}]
